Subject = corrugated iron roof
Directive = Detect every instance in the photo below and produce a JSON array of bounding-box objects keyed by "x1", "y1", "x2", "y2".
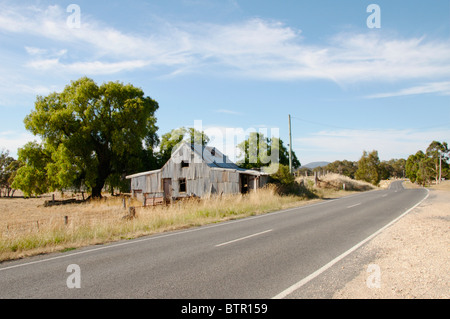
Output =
[
  {"x1": 189, "y1": 143, "x2": 268, "y2": 175},
  {"x1": 189, "y1": 143, "x2": 241, "y2": 170},
  {"x1": 126, "y1": 142, "x2": 268, "y2": 179},
  {"x1": 126, "y1": 169, "x2": 161, "y2": 179}
]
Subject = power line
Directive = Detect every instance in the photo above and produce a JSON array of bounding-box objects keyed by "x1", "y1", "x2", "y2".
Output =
[
  {"x1": 290, "y1": 115, "x2": 450, "y2": 132},
  {"x1": 290, "y1": 116, "x2": 355, "y2": 130}
]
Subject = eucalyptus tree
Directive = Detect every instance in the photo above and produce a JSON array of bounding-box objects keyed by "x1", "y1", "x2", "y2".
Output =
[{"x1": 17, "y1": 77, "x2": 159, "y2": 198}]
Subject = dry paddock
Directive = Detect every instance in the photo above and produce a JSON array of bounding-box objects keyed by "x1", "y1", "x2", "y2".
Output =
[
  {"x1": 0, "y1": 192, "x2": 137, "y2": 235},
  {"x1": 0, "y1": 186, "x2": 316, "y2": 261}
]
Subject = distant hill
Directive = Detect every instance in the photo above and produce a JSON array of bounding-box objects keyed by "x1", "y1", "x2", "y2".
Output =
[{"x1": 301, "y1": 161, "x2": 331, "y2": 169}]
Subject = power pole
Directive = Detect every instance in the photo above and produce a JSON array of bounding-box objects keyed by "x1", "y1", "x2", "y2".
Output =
[{"x1": 288, "y1": 114, "x2": 292, "y2": 174}]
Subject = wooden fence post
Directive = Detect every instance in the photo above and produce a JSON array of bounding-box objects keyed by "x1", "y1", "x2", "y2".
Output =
[
  {"x1": 122, "y1": 207, "x2": 136, "y2": 220},
  {"x1": 128, "y1": 207, "x2": 136, "y2": 218}
]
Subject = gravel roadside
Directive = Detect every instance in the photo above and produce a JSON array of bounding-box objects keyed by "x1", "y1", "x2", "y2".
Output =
[{"x1": 333, "y1": 186, "x2": 449, "y2": 299}]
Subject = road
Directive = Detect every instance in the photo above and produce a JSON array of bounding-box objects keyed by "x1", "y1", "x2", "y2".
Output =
[{"x1": 0, "y1": 181, "x2": 428, "y2": 299}]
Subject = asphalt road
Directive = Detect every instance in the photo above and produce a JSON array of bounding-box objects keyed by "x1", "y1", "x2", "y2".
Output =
[{"x1": 0, "y1": 181, "x2": 428, "y2": 299}]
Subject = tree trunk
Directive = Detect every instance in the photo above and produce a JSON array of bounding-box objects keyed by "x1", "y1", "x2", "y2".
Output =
[
  {"x1": 91, "y1": 152, "x2": 111, "y2": 199},
  {"x1": 91, "y1": 166, "x2": 110, "y2": 198},
  {"x1": 91, "y1": 183, "x2": 104, "y2": 199}
]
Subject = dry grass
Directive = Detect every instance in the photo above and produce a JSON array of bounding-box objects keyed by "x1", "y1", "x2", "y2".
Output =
[
  {"x1": 429, "y1": 180, "x2": 450, "y2": 191},
  {"x1": 0, "y1": 174, "x2": 377, "y2": 262},
  {"x1": 296, "y1": 173, "x2": 377, "y2": 198},
  {"x1": 402, "y1": 181, "x2": 423, "y2": 189},
  {"x1": 0, "y1": 185, "x2": 319, "y2": 261},
  {"x1": 402, "y1": 179, "x2": 450, "y2": 191}
]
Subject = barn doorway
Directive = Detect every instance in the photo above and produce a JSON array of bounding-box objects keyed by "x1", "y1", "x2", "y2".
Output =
[
  {"x1": 239, "y1": 174, "x2": 249, "y2": 194},
  {"x1": 163, "y1": 178, "x2": 172, "y2": 202}
]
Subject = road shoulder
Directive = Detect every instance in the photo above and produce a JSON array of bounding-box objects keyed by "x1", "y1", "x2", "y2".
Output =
[{"x1": 331, "y1": 188, "x2": 449, "y2": 299}]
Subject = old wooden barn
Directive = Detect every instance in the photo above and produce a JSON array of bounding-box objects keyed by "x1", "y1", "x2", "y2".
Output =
[{"x1": 126, "y1": 142, "x2": 268, "y2": 204}]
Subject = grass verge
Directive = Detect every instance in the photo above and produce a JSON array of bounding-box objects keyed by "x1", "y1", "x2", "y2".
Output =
[{"x1": 0, "y1": 176, "x2": 377, "y2": 262}]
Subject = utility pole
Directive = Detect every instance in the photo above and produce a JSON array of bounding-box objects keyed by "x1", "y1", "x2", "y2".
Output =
[{"x1": 288, "y1": 114, "x2": 292, "y2": 174}]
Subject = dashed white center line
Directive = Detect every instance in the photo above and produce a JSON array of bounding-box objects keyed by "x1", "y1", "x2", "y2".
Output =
[
  {"x1": 215, "y1": 229, "x2": 273, "y2": 247},
  {"x1": 272, "y1": 188, "x2": 430, "y2": 299},
  {"x1": 347, "y1": 203, "x2": 362, "y2": 209}
]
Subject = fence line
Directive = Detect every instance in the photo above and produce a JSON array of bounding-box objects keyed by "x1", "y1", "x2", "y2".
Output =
[{"x1": 1, "y1": 212, "x2": 126, "y2": 237}]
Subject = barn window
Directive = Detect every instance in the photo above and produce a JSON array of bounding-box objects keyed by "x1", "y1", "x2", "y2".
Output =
[
  {"x1": 179, "y1": 178, "x2": 186, "y2": 193},
  {"x1": 181, "y1": 161, "x2": 189, "y2": 168}
]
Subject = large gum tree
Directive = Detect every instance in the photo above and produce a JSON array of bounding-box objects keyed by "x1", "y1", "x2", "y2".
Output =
[{"x1": 21, "y1": 77, "x2": 159, "y2": 198}]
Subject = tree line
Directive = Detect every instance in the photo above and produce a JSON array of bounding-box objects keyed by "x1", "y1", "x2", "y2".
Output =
[
  {"x1": 298, "y1": 141, "x2": 449, "y2": 186},
  {"x1": 405, "y1": 141, "x2": 449, "y2": 186},
  {"x1": 1, "y1": 77, "x2": 301, "y2": 198},
  {"x1": 2, "y1": 77, "x2": 446, "y2": 198}
]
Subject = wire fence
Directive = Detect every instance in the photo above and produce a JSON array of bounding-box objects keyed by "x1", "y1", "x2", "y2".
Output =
[
  {"x1": 0, "y1": 193, "x2": 150, "y2": 239},
  {"x1": 1, "y1": 211, "x2": 125, "y2": 237}
]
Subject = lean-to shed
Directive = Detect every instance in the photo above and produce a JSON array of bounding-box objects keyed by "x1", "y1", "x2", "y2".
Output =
[{"x1": 126, "y1": 142, "x2": 268, "y2": 203}]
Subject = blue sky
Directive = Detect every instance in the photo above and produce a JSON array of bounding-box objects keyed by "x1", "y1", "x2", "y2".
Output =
[{"x1": 0, "y1": 0, "x2": 449, "y2": 165}]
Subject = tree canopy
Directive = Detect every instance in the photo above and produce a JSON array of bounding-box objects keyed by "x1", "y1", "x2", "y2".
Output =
[
  {"x1": 355, "y1": 150, "x2": 381, "y2": 186},
  {"x1": 406, "y1": 141, "x2": 449, "y2": 186},
  {"x1": 0, "y1": 149, "x2": 21, "y2": 197},
  {"x1": 236, "y1": 132, "x2": 300, "y2": 170},
  {"x1": 17, "y1": 77, "x2": 159, "y2": 198},
  {"x1": 157, "y1": 127, "x2": 210, "y2": 167}
]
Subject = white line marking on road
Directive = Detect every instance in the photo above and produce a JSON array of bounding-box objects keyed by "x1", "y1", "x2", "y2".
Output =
[
  {"x1": 215, "y1": 229, "x2": 273, "y2": 247},
  {"x1": 272, "y1": 188, "x2": 430, "y2": 299},
  {"x1": 382, "y1": 194, "x2": 388, "y2": 198},
  {"x1": 0, "y1": 187, "x2": 384, "y2": 273},
  {"x1": 347, "y1": 203, "x2": 361, "y2": 209}
]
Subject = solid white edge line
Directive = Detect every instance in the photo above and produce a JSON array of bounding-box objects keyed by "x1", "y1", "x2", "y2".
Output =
[
  {"x1": 272, "y1": 188, "x2": 430, "y2": 299},
  {"x1": 215, "y1": 229, "x2": 273, "y2": 247}
]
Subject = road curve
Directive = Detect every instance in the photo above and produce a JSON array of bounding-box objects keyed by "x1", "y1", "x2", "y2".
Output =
[{"x1": 0, "y1": 181, "x2": 428, "y2": 299}]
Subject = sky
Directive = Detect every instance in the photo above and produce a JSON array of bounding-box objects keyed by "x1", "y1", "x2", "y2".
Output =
[{"x1": 0, "y1": 0, "x2": 449, "y2": 165}]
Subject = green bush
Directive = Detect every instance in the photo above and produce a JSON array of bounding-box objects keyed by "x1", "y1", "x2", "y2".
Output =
[{"x1": 268, "y1": 164, "x2": 317, "y2": 198}]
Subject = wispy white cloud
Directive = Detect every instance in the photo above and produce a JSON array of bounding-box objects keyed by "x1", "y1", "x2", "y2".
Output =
[
  {"x1": 15, "y1": 84, "x2": 60, "y2": 96},
  {"x1": 26, "y1": 58, "x2": 150, "y2": 75},
  {"x1": 25, "y1": 46, "x2": 48, "y2": 56},
  {"x1": 365, "y1": 81, "x2": 450, "y2": 99},
  {"x1": 295, "y1": 128, "x2": 450, "y2": 162},
  {"x1": 1, "y1": 4, "x2": 450, "y2": 85},
  {"x1": 0, "y1": 4, "x2": 191, "y2": 75},
  {"x1": 25, "y1": 46, "x2": 67, "y2": 57},
  {"x1": 0, "y1": 131, "x2": 40, "y2": 158}
]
